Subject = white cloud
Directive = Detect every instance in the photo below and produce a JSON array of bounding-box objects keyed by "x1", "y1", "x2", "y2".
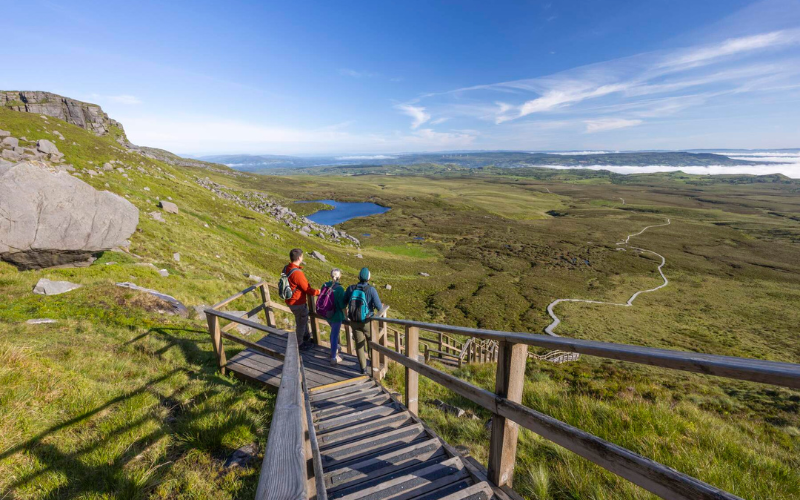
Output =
[
  {"x1": 396, "y1": 104, "x2": 431, "y2": 129},
  {"x1": 339, "y1": 68, "x2": 379, "y2": 78},
  {"x1": 584, "y1": 118, "x2": 643, "y2": 133},
  {"x1": 658, "y1": 30, "x2": 799, "y2": 70}
]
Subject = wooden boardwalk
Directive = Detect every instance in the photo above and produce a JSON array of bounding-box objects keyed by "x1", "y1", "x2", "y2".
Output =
[
  {"x1": 226, "y1": 329, "x2": 365, "y2": 390},
  {"x1": 311, "y1": 378, "x2": 495, "y2": 499}
]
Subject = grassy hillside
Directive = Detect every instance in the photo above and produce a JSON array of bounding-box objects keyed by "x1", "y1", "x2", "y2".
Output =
[{"x1": 1, "y1": 106, "x2": 799, "y2": 499}]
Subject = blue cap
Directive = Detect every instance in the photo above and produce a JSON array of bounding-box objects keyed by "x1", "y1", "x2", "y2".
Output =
[{"x1": 359, "y1": 267, "x2": 371, "y2": 281}]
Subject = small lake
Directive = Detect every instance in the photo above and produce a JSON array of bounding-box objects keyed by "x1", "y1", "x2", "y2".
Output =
[{"x1": 300, "y1": 199, "x2": 389, "y2": 225}]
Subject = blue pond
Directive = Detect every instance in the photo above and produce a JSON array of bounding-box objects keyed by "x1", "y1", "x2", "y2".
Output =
[{"x1": 300, "y1": 199, "x2": 389, "y2": 225}]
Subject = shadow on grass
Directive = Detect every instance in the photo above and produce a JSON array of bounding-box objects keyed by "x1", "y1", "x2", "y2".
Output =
[{"x1": 1, "y1": 358, "x2": 272, "y2": 497}]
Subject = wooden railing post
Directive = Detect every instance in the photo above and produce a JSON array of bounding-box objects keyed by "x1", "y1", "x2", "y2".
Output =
[
  {"x1": 394, "y1": 329, "x2": 401, "y2": 353},
  {"x1": 488, "y1": 340, "x2": 527, "y2": 487},
  {"x1": 437, "y1": 332, "x2": 443, "y2": 359},
  {"x1": 369, "y1": 320, "x2": 380, "y2": 379},
  {"x1": 206, "y1": 313, "x2": 226, "y2": 375},
  {"x1": 259, "y1": 283, "x2": 276, "y2": 328},
  {"x1": 405, "y1": 326, "x2": 419, "y2": 415},
  {"x1": 307, "y1": 295, "x2": 320, "y2": 345},
  {"x1": 345, "y1": 325, "x2": 354, "y2": 355}
]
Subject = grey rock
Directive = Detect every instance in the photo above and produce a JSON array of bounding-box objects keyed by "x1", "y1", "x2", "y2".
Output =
[
  {"x1": 26, "y1": 318, "x2": 58, "y2": 325},
  {"x1": 310, "y1": 250, "x2": 326, "y2": 262},
  {"x1": 1, "y1": 162, "x2": 139, "y2": 270},
  {"x1": 385, "y1": 284, "x2": 392, "y2": 290},
  {"x1": 85, "y1": 169, "x2": 98, "y2": 176},
  {"x1": 102, "y1": 162, "x2": 113, "y2": 171},
  {"x1": 356, "y1": 253, "x2": 363, "y2": 259},
  {"x1": 173, "y1": 252, "x2": 180, "y2": 262},
  {"x1": 36, "y1": 139, "x2": 60, "y2": 155},
  {"x1": 228, "y1": 311, "x2": 261, "y2": 335},
  {"x1": 224, "y1": 443, "x2": 258, "y2": 469},
  {"x1": 192, "y1": 305, "x2": 208, "y2": 321},
  {"x1": 0, "y1": 91, "x2": 121, "y2": 137},
  {"x1": 115, "y1": 282, "x2": 189, "y2": 317},
  {"x1": 0, "y1": 129, "x2": 9, "y2": 138},
  {"x1": 428, "y1": 399, "x2": 466, "y2": 418},
  {"x1": 158, "y1": 269, "x2": 169, "y2": 277},
  {"x1": 33, "y1": 278, "x2": 82, "y2": 295},
  {"x1": 149, "y1": 211, "x2": 165, "y2": 223},
  {"x1": 2, "y1": 137, "x2": 19, "y2": 148},
  {"x1": 245, "y1": 273, "x2": 263, "y2": 282},
  {"x1": 159, "y1": 201, "x2": 179, "y2": 214},
  {"x1": 419, "y1": 272, "x2": 430, "y2": 277},
  {"x1": 299, "y1": 230, "x2": 310, "y2": 237},
  {"x1": 1, "y1": 149, "x2": 20, "y2": 161}
]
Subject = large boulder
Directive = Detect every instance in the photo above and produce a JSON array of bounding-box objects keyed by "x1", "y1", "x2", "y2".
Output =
[
  {"x1": 0, "y1": 161, "x2": 139, "y2": 270},
  {"x1": 33, "y1": 278, "x2": 82, "y2": 295},
  {"x1": 36, "y1": 139, "x2": 59, "y2": 155}
]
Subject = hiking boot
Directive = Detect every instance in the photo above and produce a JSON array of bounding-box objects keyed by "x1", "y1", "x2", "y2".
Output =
[
  {"x1": 299, "y1": 341, "x2": 313, "y2": 351},
  {"x1": 330, "y1": 355, "x2": 342, "y2": 366}
]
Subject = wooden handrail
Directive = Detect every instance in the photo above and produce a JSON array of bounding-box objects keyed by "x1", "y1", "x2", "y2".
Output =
[
  {"x1": 371, "y1": 341, "x2": 744, "y2": 500},
  {"x1": 372, "y1": 317, "x2": 800, "y2": 389},
  {"x1": 256, "y1": 320, "x2": 308, "y2": 500}
]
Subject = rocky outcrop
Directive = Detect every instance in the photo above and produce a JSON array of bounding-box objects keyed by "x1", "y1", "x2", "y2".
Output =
[
  {"x1": 1, "y1": 91, "x2": 123, "y2": 136},
  {"x1": 0, "y1": 161, "x2": 139, "y2": 270}
]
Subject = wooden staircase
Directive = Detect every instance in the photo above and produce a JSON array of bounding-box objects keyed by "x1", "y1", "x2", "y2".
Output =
[{"x1": 310, "y1": 378, "x2": 496, "y2": 500}]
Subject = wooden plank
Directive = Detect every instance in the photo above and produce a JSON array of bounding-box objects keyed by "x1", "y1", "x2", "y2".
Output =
[
  {"x1": 334, "y1": 456, "x2": 467, "y2": 500},
  {"x1": 310, "y1": 375, "x2": 369, "y2": 394},
  {"x1": 495, "y1": 397, "x2": 743, "y2": 500},
  {"x1": 320, "y1": 424, "x2": 427, "y2": 468},
  {"x1": 207, "y1": 309, "x2": 287, "y2": 337},
  {"x1": 315, "y1": 404, "x2": 398, "y2": 433},
  {"x1": 313, "y1": 394, "x2": 392, "y2": 421},
  {"x1": 255, "y1": 323, "x2": 306, "y2": 500},
  {"x1": 232, "y1": 351, "x2": 334, "y2": 388},
  {"x1": 221, "y1": 331, "x2": 285, "y2": 360},
  {"x1": 206, "y1": 314, "x2": 226, "y2": 375},
  {"x1": 488, "y1": 341, "x2": 527, "y2": 488},
  {"x1": 300, "y1": 355, "x2": 329, "y2": 500},
  {"x1": 269, "y1": 301, "x2": 293, "y2": 314},
  {"x1": 311, "y1": 378, "x2": 374, "y2": 400},
  {"x1": 312, "y1": 386, "x2": 384, "y2": 410},
  {"x1": 425, "y1": 481, "x2": 494, "y2": 500},
  {"x1": 307, "y1": 295, "x2": 320, "y2": 345},
  {"x1": 371, "y1": 317, "x2": 800, "y2": 389},
  {"x1": 371, "y1": 342, "x2": 498, "y2": 413},
  {"x1": 405, "y1": 326, "x2": 419, "y2": 416},
  {"x1": 316, "y1": 412, "x2": 415, "y2": 450},
  {"x1": 369, "y1": 321, "x2": 380, "y2": 380},
  {"x1": 212, "y1": 282, "x2": 263, "y2": 309},
  {"x1": 328, "y1": 454, "x2": 451, "y2": 497},
  {"x1": 225, "y1": 360, "x2": 281, "y2": 389}
]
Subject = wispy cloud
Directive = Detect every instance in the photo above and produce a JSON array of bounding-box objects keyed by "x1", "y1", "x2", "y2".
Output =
[
  {"x1": 88, "y1": 93, "x2": 142, "y2": 105},
  {"x1": 396, "y1": 104, "x2": 431, "y2": 129},
  {"x1": 584, "y1": 118, "x2": 642, "y2": 133},
  {"x1": 339, "y1": 68, "x2": 380, "y2": 78},
  {"x1": 404, "y1": 26, "x2": 800, "y2": 136}
]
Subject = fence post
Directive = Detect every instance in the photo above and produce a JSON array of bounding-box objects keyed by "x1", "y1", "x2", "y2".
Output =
[
  {"x1": 488, "y1": 340, "x2": 527, "y2": 487},
  {"x1": 437, "y1": 332, "x2": 443, "y2": 359},
  {"x1": 405, "y1": 326, "x2": 419, "y2": 415},
  {"x1": 394, "y1": 330, "x2": 401, "y2": 353},
  {"x1": 369, "y1": 320, "x2": 380, "y2": 379},
  {"x1": 206, "y1": 313, "x2": 226, "y2": 375},
  {"x1": 345, "y1": 325, "x2": 354, "y2": 355},
  {"x1": 378, "y1": 309, "x2": 389, "y2": 378},
  {"x1": 259, "y1": 283, "x2": 276, "y2": 328},
  {"x1": 307, "y1": 295, "x2": 320, "y2": 345}
]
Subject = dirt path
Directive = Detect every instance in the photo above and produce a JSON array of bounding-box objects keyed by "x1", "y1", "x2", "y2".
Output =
[{"x1": 544, "y1": 219, "x2": 671, "y2": 336}]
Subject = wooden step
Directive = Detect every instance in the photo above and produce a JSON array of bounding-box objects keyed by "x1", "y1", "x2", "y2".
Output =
[
  {"x1": 312, "y1": 385, "x2": 383, "y2": 410},
  {"x1": 315, "y1": 403, "x2": 399, "y2": 433},
  {"x1": 428, "y1": 482, "x2": 495, "y2": 500},
  {"x1": 314, "y1": 393, "x2": 392, "y2": 421},
  {"x1": 316, "y1": 412, "x2": 415, "y2": 450},
  {"x1": 320, "y1": 424, "x2": 428, "y2": 468},
  {"x1": 333, "y1": 456, "x2": 469, "y2": 500},
  {"x1": 326, "y1": 439, "x2": 447, "y2": 494},
  {"x1": 311, "y1": 379, "x2": 375, "y2": 401}
]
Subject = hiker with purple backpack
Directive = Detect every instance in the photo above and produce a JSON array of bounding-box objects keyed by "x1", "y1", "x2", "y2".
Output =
[{"x1": 316, "y1": 268, "x2": 347, "y2": 366}]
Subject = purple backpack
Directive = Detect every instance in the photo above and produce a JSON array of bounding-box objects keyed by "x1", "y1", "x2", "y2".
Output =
[{"x1": 316, "y1": 283, "x2": 339, "y2": 319}]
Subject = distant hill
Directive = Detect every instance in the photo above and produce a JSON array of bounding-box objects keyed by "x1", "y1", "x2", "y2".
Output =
[{"x1": 208, "y1": 150, "x2": 764, "y2": 173}]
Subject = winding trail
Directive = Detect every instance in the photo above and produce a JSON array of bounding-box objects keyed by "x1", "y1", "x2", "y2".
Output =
[{"x1": 544, "y1": 218, "x2": 671, "y2": 336}]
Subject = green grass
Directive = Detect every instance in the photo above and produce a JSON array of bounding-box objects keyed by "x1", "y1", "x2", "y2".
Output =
[
  {"x1": 372, "y1": 244, "x2": 439, "y2": 259},
  {"x1": 288, "y1": 201, "x2": 333, "y2": 217}
]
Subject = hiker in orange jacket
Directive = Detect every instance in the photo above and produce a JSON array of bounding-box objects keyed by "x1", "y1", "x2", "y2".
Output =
[{"x1": 283, "y1": 248, "x2": 320, "y2": 350}]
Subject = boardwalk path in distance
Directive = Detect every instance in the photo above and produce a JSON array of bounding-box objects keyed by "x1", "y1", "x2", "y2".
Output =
[{"x1": 545, "y1": 218, "x2": 672, "y2": 336}]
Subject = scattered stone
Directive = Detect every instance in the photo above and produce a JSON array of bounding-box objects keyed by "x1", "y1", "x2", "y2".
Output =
[
  {"x1": 149, "y1": 211, "x2": 165, "y2": 223},
  {"x1": 356, "y1": 253, "x2": 363, "y2": 259},
  {"x1": 36, "y1": 139, "x2": 60, "y2": 155},
  {"x1": 419, "y1": 272, "x2": 430, "y2": 277},
  {"x1": 192, "y1": 305, "x2": 208, "y2": 322},
  {"x1": 26, "y1": 318, "x2": 57, "y2": 325},
  {"x1": 158, "y1": 269, "x2": 169, "y2": 277},
  {"x1": 103, "y1": 162, "x2": 113, "y2": 171},
  {"x1": 2, "y1": 137, "x2": 19, "y2": 148},
  {"x1": 227, "y1": 311, "x2": 262, "y2": 335},
  {"x1": 428, "y1": 399, "x2": 466, "y2": 418},
  {"x1": 105, "y1": 261, "x2": 117, "y2": 266},
  {"x1": 204, "y1": 223, "x2": 210, "y2": 228},
  {"x1": 385, "y1": 284, "x2": 392, "y2": 290},
  {"x1": 310, "y1": 250, "x2": 327, "y2": 262},
  {"x1": 299, "y1": 230, "x2": 310, "y2": 237},
  {"x1": 159, "y1": 201, "x2": 179, "y2": 214},
  {"x1": 0, "y1": 129, "x2": 9, "y2": 138},
  {"x1": 223, "y1": 443, "x2": 259, "y2": 469},
  {"x1": 115, "y1": 282, "x2": 189, "y2": 317},
  {"x1": 1, "y1": 161, "x2": 138, "y2": 270},
  {"x1": 1, "y1": 149, "x2": 20, "y2": 161},
  {"x1": 33, "y1": 278, "x2": 82, "y2": 295},
  {"x1": 86, "y1": 169, "x2": 98, "y2": 176},
  {"x1": 173, "y1": 252, "x2": 180, "y2": 262},
  {"x1": 245, "y1": 273, "x2": 263, "y2": 282},
  {"x1": 143, "y1": 186, "x2": 150, "y2": 191}
]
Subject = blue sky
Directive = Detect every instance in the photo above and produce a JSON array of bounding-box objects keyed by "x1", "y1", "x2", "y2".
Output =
[{"x1": 5, "y1": 0, "x2": 800, "y2": 155}]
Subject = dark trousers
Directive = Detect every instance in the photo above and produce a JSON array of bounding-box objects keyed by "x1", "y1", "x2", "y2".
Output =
[
  {"x1": 289, "y1": 304, "x2": 312, "y2": 345},
  {"x1": 351, "y1": 322, "x2": 370, "y2": 372}
]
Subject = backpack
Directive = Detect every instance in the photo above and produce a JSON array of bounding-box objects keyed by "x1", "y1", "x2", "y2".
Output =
[
  {"x1": 347, "y1": 284, "x2": 371, "y2": 323},
  {"x1": 316, "y1": 282, "x2": 340, "y2": 319},
  {"x1": 278, "y1": 267, "x2": 300, "y2": 301}
]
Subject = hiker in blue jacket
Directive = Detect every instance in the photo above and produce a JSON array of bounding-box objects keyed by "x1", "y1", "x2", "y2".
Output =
[{"x1": 344, "y1": 267, "x2": 383, "y2": 375}]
